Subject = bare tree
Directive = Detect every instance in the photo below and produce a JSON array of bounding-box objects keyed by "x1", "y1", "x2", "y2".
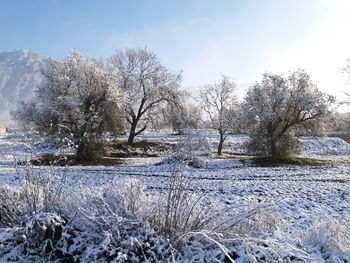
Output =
[
  {"x1": 108, "y1": 48, "x2": 183, "y2": 144},
  {"x1": 199, "y1": 75, "x2": 239, "y2": 155},
  {"x1": 243, "y1": 69, "x2": 334, "y2": 157}
]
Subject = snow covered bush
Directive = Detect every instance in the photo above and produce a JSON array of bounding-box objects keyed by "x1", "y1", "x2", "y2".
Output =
[
  {"x1": 19, "y1": 165, "x2": 67, "y2": 214},
  {"x1": 113, "y1": 178, "x2": 147, "y2": 217},
  {"x1": 22, "y1": 213, "x2": 69, "y2": 259},
  {"x1": 160, "y1": 154, "x2": 208, "y2": 168},
  {"x1": 243, "y1": 70, "x2": 334, "y2": 157},
  {"x1": 159, "y1": 131, "x2": 210, "y2": 168},
  {"x1": 0, "y1": 165, "x2": 67, "y2": 227},
  {"x1": 303, "y1": 217, "x2": 350, "y2": 261},
  {"x1": 188, "y1": 155, "x2": 207, "y2": 168},
  {"x1": 145, "y1": 162, "x2": 274, "y2": 250},
  {"x1": 0, "y1": 169, "x2": 173, "y2": 262},
  {"x1": 180, "y1": 131, "x2": 211, "y2": 159},
  {"x1": 0, "y1": 213, "x2": 75, "y2": 262},
  {"x1": 146, "y1": 168, "x2": 211, "y2": 239},
  {"x1": 61, "y1": 181, "x2": 177, "y2": 262},
  {"x1": 0, "y1": 185, "x2": 27, "y2": 227}
]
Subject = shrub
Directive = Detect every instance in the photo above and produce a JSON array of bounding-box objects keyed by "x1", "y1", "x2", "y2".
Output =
[
  {"x1": 252, "y1": 156, "x2": 303, "y2": 166},
  {"x1": 24, "y1": 213, "x2": 68, "y2": 256},
  {"x1": 75, "y1": 139, "x2": 106, "y2": 163},
  {"x1": 303, "y1": 218, "x2": 350, "y2": 253},
  {"x1": 247, "y1": 132, "x2": 302, "y2": 157},
  {"x1": 158, "y1": 132, "x2": 211, "y2": 168},
  {"x1": 188, "y1": 156, "x2": 207, "y2": 168},
  {"x1": 0, "y1": 185, "x2": 26, "y2": 227}
]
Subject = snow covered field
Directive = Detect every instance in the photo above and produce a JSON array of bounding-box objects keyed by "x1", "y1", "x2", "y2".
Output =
[{"x1": 0, "y1": 131, "x2": 349, "y2": 262}]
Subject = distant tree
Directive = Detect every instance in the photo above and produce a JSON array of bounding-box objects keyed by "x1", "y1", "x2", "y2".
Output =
[
  {"x1": 332, "y1": 112, "x2": 350, "y2": 132},
  {"x1": 161, "y1": 101, "x2": 202, "y2": 134},
  {"x1": 342, "y1": 58, "x2": 350, "y2": 103},
  {"x1": 243, "y1": 70, "x2": 334, "y2": 157},
  {"x1": 12, "y1": 98, "x2": 59, "y2": 134},
  {"x1": 13, "y1": 51, "x2": 125, "y2": 161},
  {"x1": 343, "y1": 58, "x2": 350, "y2": 80},
  {"x1": 108, "y1": 48, "x2": 183, "y2": 144},
  {"x1": 199, "y1": 75, "x2": 239, "y2": 155}
]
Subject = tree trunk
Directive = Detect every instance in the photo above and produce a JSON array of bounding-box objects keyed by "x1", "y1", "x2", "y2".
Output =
[
  {"x1": 127, "y1": 121, "x2": 137, "y2": 144},
  {"x1": 76, "y1": 140, "x2": 87, "y2": 161},
  {"x1": 128, "y1": 129, "x2": 136, "y2": 144},
  {"x1": 267, "y1": 122, "x2": 279, "y2": 157},
  {"x1": 127, "y1": 116, "x2": 148, "y2": 144},
  {"x1": 217, "y1": 133, "x2": 225, "y2": 156},
  {"x1": 270, "y1": 140, "x2": 278, "y2": 157}
]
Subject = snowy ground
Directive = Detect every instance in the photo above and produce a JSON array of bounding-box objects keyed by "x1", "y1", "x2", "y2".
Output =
[
  {"x1": 0, "y1": 131, "x2": 349, "y2": 262},
  {"x1": 0, "y1": 131, "x2": 349, "y2": 225}
]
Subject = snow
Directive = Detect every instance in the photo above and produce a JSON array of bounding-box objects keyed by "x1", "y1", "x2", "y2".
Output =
[
  {"x1": 300, "y1": 136, "x2": 350, "y2": 160},
  {"x1": 0, "y1": 130, "x2": 349, "y2": 262}
]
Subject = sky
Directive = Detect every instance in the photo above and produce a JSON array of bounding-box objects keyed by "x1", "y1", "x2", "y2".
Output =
[{"x1": 1, "y1": 0, "x2": 350, "y2": 104}]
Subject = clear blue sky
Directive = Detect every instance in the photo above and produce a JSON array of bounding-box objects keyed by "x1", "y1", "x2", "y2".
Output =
[{"x1": 1, "y1": 0, "x2": 350, "y2": 101}]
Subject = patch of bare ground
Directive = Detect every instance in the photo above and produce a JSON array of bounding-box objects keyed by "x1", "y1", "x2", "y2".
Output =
[
  {"x1": 216, "y1": 154, "x2": 335, "y2": 167},
  {"x1": 27, "y1": 153, "x2": 124, "y2": 167},
  {"x1": 109, "y1": 139, "x2": 175, "y2": 157}
]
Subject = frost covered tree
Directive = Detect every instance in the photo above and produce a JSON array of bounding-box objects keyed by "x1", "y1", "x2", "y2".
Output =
[
  {"x1": 13, "y1": 51, "x2": 125, "y2": 161},
  {"x1": 108, "y1": 48, "x2": 183, "y2": 144},
  {"x1": 199, "y1": 75, "x2": 239, "y2": 155},
  {"x1": 243, "y1": 70, "x2": 334, "y2": 157},
  {"x1": 332, "y1": 112, "x2": 350, "y2": 132}
]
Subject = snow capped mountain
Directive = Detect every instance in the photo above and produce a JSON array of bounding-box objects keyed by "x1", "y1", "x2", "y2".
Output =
[{"x1": 0, "y1": 49, "x2": 50, "y2": 124}]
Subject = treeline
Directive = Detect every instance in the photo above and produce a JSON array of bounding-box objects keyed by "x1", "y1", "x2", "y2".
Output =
[{"x1": 12, "y1": 48, "x2": 339, "y2": 160}]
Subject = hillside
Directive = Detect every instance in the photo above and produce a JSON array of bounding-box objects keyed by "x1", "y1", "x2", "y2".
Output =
[{"x1": 0, "y1": 49, "x2": 49, "y2": 124}]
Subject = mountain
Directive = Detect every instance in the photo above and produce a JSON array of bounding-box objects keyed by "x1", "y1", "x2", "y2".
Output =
[{"x1": 0, "y1": 49, "x2": 49, "y2": 124}]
